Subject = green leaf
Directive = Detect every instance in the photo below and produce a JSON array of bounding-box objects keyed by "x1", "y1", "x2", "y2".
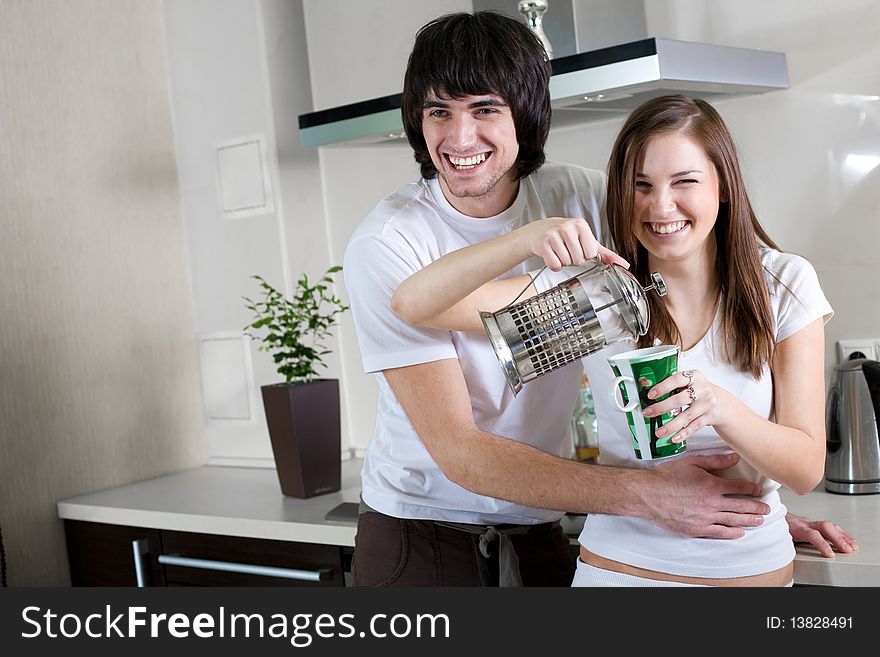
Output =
[{"x1": 243, "y1": 266, "x2": 348, "y2": 383}]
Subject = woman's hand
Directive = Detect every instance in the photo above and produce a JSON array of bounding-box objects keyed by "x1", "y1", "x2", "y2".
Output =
[
  {"x1": 642, "y1": 369, "x2": 725, "y2": 443},
  {"x1": 525, "y1": 218, "x2": 628, "y2": 271},
  {"x1": 786, "y1": 513, "x2": 859, "y2": 558}
]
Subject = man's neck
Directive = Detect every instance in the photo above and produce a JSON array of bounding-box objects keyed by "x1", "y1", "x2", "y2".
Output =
[{"x1": 438, "y1": 174, "x2": 519, "y2": 218}]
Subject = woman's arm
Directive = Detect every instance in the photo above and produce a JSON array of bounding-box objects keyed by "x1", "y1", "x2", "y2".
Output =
[
  {"x1": 390, "y1": 217, "x2": 625, "y2": 332},
  {"x1": 642, "y1": 318, "x2": 828, "y2": 495}
]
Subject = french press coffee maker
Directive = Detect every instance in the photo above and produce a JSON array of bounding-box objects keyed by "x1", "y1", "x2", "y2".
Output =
[{"x1": 480, "y1": 256, "x2": 667, "y2": 395}]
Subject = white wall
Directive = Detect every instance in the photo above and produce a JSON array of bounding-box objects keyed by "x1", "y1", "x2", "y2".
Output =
[
  {"x1": 163, "y1": 0, "x2": 344, "y2": 463},
  {"x1": 302, "y1": 0, "x2": 472, "y2": 110}
]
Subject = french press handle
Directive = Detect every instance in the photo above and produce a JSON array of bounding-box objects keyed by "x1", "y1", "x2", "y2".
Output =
[{"x1": 644, "y1": 272, "x2": 667, "y2": 297}]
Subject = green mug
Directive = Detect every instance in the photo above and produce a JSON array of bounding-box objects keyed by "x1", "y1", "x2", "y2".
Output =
[{"x1": 607, "y1": 345, "x2": 686, "y2": 460}]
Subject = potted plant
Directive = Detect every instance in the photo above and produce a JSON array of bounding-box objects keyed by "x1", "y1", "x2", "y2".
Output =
[{"x1": 243, "y1": 266, "x2": 349, "y2": 498}]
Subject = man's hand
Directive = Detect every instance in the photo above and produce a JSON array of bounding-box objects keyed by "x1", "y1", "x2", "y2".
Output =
[
  {"x1": 786, "y1": 513, "x2": 859, "y2": 558},
  {"x1": 527, "y1": 218, "x2": 628, "y2": 271},
  {"x1": 642, "y1": 453, "x2": 769, "y2": 539}
]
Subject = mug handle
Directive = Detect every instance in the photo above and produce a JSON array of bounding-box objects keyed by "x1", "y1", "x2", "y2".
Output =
[{"x1": 610, "y1": 375, "x2": 640, "y2": 412}]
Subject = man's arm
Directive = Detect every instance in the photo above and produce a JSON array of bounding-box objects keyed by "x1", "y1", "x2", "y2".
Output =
[{"x1": 385, "y1": 358, "x2": 771, "y2": 539}]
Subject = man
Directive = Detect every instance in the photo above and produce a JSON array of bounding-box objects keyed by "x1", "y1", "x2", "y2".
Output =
[{"x1": 343, "y1": 12, "x2": 856, "y2": 586}]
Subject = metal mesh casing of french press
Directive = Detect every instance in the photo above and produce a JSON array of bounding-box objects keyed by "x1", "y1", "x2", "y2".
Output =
[{"x1": 480, "y1": 258, "x2": 666, "y2": 395}]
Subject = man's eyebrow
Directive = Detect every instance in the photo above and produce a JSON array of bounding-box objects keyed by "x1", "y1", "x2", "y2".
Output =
[
  {"x1": 468, "y1": 99, "x2": 508, "y2": 108},
  {"x1": 421, "y1": 98, "x2": 509, "y2": 110}
]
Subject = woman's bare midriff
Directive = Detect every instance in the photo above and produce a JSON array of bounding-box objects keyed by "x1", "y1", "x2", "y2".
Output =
[{"x1": 580, "y1": 547, "x2": 794, "y2": 587}]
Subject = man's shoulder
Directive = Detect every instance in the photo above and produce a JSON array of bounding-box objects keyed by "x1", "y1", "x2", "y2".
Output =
[
  {"x1": 539, "y1": 160, "x2": 604, "y2": 174},
  {"x1": 344, "y1": 179, "x2": 438, "y2": 264},
  {"x1": 349, "y1": 180, "x2": 431, "y2": 240},
  {"x1": 525, "y1": 162, "x2": 607, "y2": 214},
  {"x1": 529, "y1": 161, "x2": 606, "y2": 192}
]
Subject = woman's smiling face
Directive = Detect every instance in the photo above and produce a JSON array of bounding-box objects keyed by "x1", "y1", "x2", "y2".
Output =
[{"x1": 633, "y1": 132, "x2": 722, "y2": 262}]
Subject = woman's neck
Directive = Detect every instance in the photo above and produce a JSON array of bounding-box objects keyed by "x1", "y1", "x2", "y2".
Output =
[
  {"x1": 648, "y1": 238, "x2": 718, "y2": 310},
  {"x1": 648, "y1": 238, "x2": 720, "y2": 350}
]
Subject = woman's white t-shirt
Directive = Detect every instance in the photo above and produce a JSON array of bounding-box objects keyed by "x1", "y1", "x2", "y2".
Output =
[{"x1": 578, "y1": 248, "x2": 833, "y2": 578}]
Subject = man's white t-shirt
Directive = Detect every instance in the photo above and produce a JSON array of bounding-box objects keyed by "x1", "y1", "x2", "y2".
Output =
[
  {"x1": 343, "y1": 162, "x2": 606, "y2": 525},
  {"x1": 579, "y1": 248, "x2": 833, "y2": 578}
]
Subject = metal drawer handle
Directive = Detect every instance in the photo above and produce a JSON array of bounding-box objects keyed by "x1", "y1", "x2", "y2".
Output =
[
  {"x1": 132, "y1": 539, "x2": 150, "y2": 587},
  {"x1": 157, "y1": 554, "x2": 332, "y2": 582}
]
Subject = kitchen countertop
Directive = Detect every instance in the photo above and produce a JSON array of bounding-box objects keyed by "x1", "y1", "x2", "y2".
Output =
[
  {"x1": 57, "y1": 460, "x2": 879, "y2": 586},
  {"x1": 778, "y1": 487, "x2": 878, "y2": 586},
  {"x1": 58, "y1": 459, "x2": 366, "y2": 547}
]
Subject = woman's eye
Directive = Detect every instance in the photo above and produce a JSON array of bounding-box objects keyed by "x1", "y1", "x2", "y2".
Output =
[
  {"x1": 635, "y1": 181, "x2": 651, "y2": 189},
  {"x1": 675, "y1": 178, "x2": 698, "y2": 185}
]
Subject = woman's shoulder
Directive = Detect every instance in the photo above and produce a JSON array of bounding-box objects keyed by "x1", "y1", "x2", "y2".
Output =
[
  {"x1": 759, "y1": 247, "x2": 819, "y2": 285},
  {"x1": 759, "y1": 247, "x2": 827, "y2": 312}
]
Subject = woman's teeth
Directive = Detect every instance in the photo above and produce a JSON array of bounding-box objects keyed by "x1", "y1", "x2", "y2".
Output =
[
  {"x1": 448, "y1": 153, "x2": 488, "y2": 169},
  {"x1": 649, "y1": 220, "x2": 689, "y2": 235}
]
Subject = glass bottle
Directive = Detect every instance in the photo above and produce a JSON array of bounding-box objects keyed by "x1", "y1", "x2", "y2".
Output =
[{"x1": 572, "y1": 374, "x2": 600, "y2": 462}]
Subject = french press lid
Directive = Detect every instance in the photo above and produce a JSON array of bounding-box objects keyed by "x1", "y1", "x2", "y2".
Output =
[{"x1": 604, "y1": 266, "x2": 667, "y2": 336}]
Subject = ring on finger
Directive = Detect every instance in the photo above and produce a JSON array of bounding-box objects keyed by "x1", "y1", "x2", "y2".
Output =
[
  {"x1": 682, "y1": 369, "x2": 695, "y2": 383},
  {"x1": 686, "y1": 385, "x2": 697, "y2": 403}
]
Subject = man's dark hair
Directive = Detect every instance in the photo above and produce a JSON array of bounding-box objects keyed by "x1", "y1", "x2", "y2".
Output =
[{"x1": 401, "y1": 11, "x2": 552, "y2": 181}]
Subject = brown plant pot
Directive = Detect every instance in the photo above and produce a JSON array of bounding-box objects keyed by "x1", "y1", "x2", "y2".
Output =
[{"x1": 260, "y1": 379, "x2": 341, "y2": 498}]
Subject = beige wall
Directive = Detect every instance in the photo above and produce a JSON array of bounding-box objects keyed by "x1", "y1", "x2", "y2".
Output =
[{"x1": 0, "y1": 0, "x2": 208, "y2": 585}]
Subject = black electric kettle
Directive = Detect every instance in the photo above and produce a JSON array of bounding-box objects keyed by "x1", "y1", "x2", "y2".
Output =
[{"x1": 825, "y1": 358, "x2": 880, "y2": 494}]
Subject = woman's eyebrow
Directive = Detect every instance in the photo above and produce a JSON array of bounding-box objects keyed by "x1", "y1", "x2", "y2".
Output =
[{"x1": 636, "y1": 169, "x2": 702, "y2": 178}]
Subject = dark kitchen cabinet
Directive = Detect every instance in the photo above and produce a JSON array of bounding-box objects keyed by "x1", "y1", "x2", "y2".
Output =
[
  {"x1": 63, "y1": 520, "x2": 351, "y2": 587},
  {"x1": 65, "y1": 520, "x2": 165, "y2": 586}
]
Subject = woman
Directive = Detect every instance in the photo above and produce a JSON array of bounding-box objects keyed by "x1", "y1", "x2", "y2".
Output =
[{"x1": 392, "y1": 95, "x2": 833, "y2": 586}]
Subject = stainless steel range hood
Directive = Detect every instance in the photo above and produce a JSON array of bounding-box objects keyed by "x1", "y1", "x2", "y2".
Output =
[{"x1": 298, "y1": 36, "x2": 788, "y2": 148}]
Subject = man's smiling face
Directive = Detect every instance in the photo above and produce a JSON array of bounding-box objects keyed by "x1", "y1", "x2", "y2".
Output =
[{"x1": 421, "y1": 92, "x2": 520, "y2": 218}]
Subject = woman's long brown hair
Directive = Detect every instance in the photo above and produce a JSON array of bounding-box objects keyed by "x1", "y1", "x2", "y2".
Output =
[{"x1": 606, "y1": 95, "x2": 779, "y2": 378}]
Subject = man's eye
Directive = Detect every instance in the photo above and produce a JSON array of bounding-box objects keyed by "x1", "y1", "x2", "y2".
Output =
[
  {"x1": 427, "y1": 109, "x2": 449, "y2": 118},
  {"x1": 476, "y1": 107, "x2": 499, "y2": 115}
]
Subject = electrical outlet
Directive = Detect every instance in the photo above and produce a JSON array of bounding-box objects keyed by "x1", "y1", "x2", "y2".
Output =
[{"x1": 837, "y1": 339, "x2": 877, "y2": 364}]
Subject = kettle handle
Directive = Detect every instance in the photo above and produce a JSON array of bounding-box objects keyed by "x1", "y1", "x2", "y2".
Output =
[{"x1": 826, "y1": 383, "x2": 841, "y2": 452}]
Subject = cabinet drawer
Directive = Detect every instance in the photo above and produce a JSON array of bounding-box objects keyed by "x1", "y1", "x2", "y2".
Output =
[
  {"x1": 160, "y1": 530, "x2": 345, "y2": 587},
  {"x1": 64, "y1": 520, "x2": 165, "y2": 587}
]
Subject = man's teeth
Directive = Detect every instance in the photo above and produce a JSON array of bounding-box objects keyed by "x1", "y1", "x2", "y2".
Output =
[
  {"x1": 650, "y1": 220, "x2": 688, "y2": 235},
  {"x1": 449, "y1": 153, "x2": 488, "y2": 169}
]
